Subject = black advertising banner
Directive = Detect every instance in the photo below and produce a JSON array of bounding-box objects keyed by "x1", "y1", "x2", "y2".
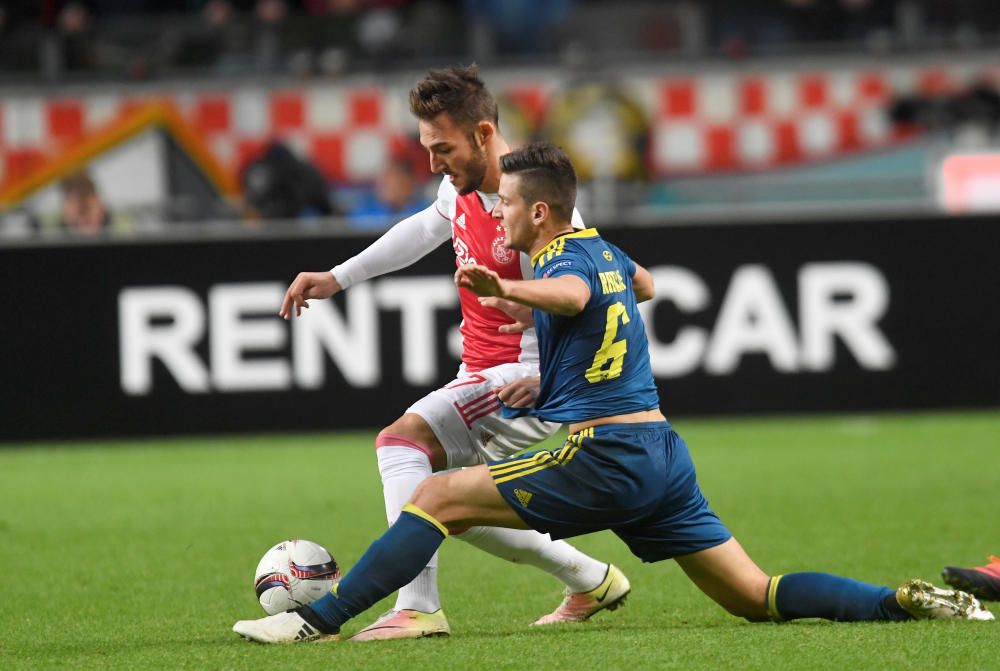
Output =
[{"x1": 1, "y1": 216, "x2": 998, "y2": 442}]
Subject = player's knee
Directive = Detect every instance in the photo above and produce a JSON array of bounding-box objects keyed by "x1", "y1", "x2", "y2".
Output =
[
  {"x1": 409, "y1": 476, "x2": 452, "y2": 519},
  {"x1": 410, "y1": 474, "x2": 465, "y2": 533},
  {"x1": 376, "y1": 414, "x2": 446, "y2": 470},
  {"x1": 378, "y1": 414, "x2": 432, "y2": 443}
]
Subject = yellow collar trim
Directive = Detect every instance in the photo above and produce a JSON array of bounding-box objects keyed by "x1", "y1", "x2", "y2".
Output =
[{"x1": 531, "y1": 228, "x2": 600, "y2": 266}]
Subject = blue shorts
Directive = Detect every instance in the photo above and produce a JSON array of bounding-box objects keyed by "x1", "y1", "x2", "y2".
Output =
[{"x1": 489, "y1": 422, "x2": 731, "y2": 562}]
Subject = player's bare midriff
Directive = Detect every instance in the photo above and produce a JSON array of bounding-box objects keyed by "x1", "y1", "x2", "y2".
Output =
[{"x1": 568, "y1": 409, "x2": 666, "y2": 435}]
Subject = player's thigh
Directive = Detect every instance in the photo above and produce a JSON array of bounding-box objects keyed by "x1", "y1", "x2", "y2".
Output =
[
  {"x1": 613, "y1": 427, "x2": 731, "y2": 562},
  {"x1": 674, "y1": 536, "x2": 770, "y2": 621},
  {"x1": 411, "y1": 466, "x2": 529, "y2": 532}
]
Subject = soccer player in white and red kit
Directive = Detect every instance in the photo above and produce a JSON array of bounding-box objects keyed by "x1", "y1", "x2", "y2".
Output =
[{"x1": 279, "y1": 66, "x2": 629, "y2": 641}]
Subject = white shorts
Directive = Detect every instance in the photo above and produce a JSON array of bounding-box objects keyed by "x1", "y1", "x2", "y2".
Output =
[{"x1": 406, "y1": 362, "x2": 561, "y2": 469}]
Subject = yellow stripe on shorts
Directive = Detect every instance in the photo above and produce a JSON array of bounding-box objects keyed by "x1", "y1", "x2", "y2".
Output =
[
  {"x1": 492, "y1": 461, "x2": 560, "y2": 484},
  {"x1": 561, "y1": 442, "x2": 582, "y2": 464},
  {"x1": 489, "y1": 429, "x2": 592, "y2": 485},
  {"x1": 488, "y1": 451, "x2": 556, "y2": 477}
]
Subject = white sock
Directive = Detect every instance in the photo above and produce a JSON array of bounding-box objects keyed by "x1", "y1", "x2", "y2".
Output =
[
  {"x1": 376, "y1": 446, "x2": 441, "y2": 613},
  {"x1": 456, "y1": 526, "x2": 608, "y2": 593}
]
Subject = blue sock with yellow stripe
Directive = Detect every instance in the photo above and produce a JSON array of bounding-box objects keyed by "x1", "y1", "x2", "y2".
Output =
[
  {"x1": 767, "y1": 572, "x2": 910, "y2": 622},
  {"x1": 301, "y1": 504, "x2": 448, "y2": 633}
]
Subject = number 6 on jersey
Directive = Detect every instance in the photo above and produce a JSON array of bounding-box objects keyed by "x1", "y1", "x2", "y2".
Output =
[{"x1": 585, "y1": 302, "x2": 629, "y2": 383}]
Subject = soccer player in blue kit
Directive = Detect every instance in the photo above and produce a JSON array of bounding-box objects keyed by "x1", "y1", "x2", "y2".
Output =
[{"x1": 234, "y1": 143, "x2": 993, "y2": 643}]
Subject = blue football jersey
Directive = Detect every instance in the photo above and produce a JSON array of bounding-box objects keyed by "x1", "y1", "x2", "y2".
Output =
[{"x1": 502, "y1": 228, "x2": 659, "y2": 423}]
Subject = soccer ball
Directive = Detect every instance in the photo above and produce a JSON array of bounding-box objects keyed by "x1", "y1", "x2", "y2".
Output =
[{"x1": 253, "y1": 539, "x2": 340, "y2": 615}]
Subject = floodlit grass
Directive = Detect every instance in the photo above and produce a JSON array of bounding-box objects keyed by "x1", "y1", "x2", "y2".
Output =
[{"x1": 2, "y1": 411, "x2": 999, "y2": 670}]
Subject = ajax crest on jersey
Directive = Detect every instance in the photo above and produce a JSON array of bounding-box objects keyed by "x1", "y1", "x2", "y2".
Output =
[
  {"x1": 253, "y1": 539, "x2": 340, "y2": 615},
  {"x1": 492, "y1": 234, "x2": 517, "y2": 264}
]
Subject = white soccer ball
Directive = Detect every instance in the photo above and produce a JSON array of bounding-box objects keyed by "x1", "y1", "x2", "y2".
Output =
[{"x1": 253, "y1": 539, "x2": 340, "y2": 615}]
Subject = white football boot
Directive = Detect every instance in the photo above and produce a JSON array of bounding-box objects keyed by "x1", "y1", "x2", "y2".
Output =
[{"x1": 233, "y1": 610, "x2": 340, "y2": 643}]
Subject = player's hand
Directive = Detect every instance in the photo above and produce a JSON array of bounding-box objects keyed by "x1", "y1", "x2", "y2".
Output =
[
  {"x1": 279, "y1": 271, "x2": 343, "y2": 319},
  {"x1": 479, "y1": 296, "x2": 533, "y2": 334},
  {"x1": 455, "y1": 264, "x2": 505, "y2": 297},
  {"x1": 496, "y1": 376, "x2": 540, "y2": 408}
]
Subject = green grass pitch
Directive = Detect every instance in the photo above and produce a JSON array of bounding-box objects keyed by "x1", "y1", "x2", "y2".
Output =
[{"x1": 2, "y1": 411, "x2": 999, "y2": 670}]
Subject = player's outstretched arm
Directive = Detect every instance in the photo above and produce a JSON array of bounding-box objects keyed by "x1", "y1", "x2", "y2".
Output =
[
  {"x1": 279, "y1": 271, "x2": 343, "y2": 319},
  {"x1": 632, "y1": 263, "x2": 655, "y2": 302},
  {"x1": 455, "y1": 264, "x2": 590, "y2": 316},
  {"x1": 292, "y1": 200, "x2": 451, "y2": 321}
]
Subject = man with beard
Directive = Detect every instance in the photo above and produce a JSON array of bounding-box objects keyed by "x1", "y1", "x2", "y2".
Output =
[{"x1": 277, "y1": 65, "x2": 628, "y2": 641}]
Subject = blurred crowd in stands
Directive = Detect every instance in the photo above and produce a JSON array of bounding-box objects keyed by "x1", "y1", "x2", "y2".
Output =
[
  {"x1": 1, "y1": 0, "x2": 998, "y2": 82},
  {"x1": 3, "y1": 0, "x2": 1000, "y2": 236}
]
